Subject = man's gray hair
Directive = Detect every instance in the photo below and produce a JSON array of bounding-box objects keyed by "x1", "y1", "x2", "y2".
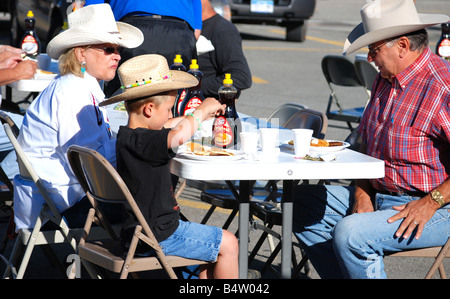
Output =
[{"x1": 387, "y1": 29, "x2": 429, "y2": 52}]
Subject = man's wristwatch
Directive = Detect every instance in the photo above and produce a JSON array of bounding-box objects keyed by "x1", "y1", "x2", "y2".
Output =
[{"x1": 430, "y1": 189, "x2": 445, "y2": 207}]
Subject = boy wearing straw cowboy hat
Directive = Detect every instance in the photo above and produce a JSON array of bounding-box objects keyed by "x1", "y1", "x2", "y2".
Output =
[
  {"x1": 293, "y1": 0, "x2": 450, "y2": 279},
  {"x1": 13, "y1": 4, "x2": 143, "y2": 231},
  {"x1": 100, "y1": 54, "x2": 239, "y2": 279}
]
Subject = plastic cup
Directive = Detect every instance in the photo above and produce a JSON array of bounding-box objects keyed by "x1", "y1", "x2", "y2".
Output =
[
  {"x1": 292, "y1": 129, "x2": 313, "y2": 158},
  {"x1": 259, "y1": 128, "x2": 279, "y2": 153},
  {"x1": 240, "y1": 132, "x2": 258, "y2": 156}
]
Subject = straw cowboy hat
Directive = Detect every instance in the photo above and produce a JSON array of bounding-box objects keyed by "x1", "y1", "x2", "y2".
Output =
[
  {"x1": 100, "y1": 54, "x2": 199, "y2": 106},
  {"x1": 47, "y1": 4, "x2": 144, "y2": 59},
  {"x1": 343, "y1": 0, "x2": 449, "y2": 55}
]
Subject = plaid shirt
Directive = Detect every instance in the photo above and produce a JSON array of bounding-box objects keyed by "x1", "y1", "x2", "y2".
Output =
[{"x1": 359, "y1": 47, "x2": 450, "y2": 194}]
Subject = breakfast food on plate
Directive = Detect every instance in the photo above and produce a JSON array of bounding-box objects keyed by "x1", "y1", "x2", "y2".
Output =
[
  {"x1": 288, "y1": 139, "x2": 344, "y2": 147},
  {"x1": 36, "y1": 69, "x2": 54, "y2": 75},
  {"x1": 310, "y1": 139, "x2": 344, "y2": 147},
  {"x1": 185, "y1": 142, "x2": 234, "y2": 156},
  {"x1": 310, "y1": 139, "x2": 329, "y2": 147}
]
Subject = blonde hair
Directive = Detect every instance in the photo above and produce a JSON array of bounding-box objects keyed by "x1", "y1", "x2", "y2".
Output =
[
  {"x1": 125, "y1": 90, "x2": 177, "y2": 113},
  {"x1": 58, "y1": 47, "x2": 85, "y2": 77}
]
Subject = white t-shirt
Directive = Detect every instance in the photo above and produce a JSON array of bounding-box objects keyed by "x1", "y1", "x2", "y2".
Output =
[{"x1": 14, "y1": 72, "x2": 116, "y2": 231}]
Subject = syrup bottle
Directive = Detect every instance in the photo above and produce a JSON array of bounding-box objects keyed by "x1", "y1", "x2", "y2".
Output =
[
  {"x1": 20, "y1": 11, "x2": 41, "y2": 59},
  {"x1": 170, "y1": 55, "x2": 187, "y2": 117},
  {"x1": 212, "y1": 73, "x2": 241, "y2": 149},
  {"x1": 436, "y1": 22, "x2": 450, "y2": 61},
  {"x1": 179, "y1": 59, "x2": 204, "y2": 116}
]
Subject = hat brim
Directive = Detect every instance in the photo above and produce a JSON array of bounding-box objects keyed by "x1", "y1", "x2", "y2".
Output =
[
  {"x1": 47, "y1": 22, "x2": 144, "y2": 59},
  {"x1": 343, "y1": 13, "x2": 449, "y2": 55},
  {"x1": 99, "y1": 70, "x2": 199, "y2": 107}
]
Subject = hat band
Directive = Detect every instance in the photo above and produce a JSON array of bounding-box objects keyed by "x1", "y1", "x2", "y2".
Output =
[{"x1": 120, "y1": 73, "x2": 172, "y2": 90}]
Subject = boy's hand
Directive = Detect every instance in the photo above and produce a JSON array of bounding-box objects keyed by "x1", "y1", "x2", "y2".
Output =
[{"x1": 195, "y1": 97, "x2": 226, "y2": 121}]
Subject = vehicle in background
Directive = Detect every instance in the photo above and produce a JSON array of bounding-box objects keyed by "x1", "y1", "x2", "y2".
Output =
[
  {"x1": 9, "y1": 0, "x2": 75, "y2": 51},
  {"x1": 228, "y1": 0, "x2": 316, "y2": 42}
]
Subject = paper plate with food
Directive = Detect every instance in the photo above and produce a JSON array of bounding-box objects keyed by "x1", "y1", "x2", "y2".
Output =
[
  {"x1": 309, "y1": 138, "x2": 350, "y2": 153},
  {"x1": 177, "y1": 142, "x2": 245, "y2": 161},
  {"x1": 34, "y1": 69, "x2": 58, "y2": 80}
]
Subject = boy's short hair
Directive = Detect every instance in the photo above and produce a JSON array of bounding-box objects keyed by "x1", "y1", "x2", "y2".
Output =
[{"x1": 125, "y1": 90, "x2": 177, "y2": 113}]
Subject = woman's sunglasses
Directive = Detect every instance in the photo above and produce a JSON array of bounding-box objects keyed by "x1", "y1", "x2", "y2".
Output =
[{"x1": 88, "y1": 46, "x2": 122, "y2": 55}]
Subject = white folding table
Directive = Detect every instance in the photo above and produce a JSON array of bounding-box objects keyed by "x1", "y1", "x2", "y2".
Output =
[{"x1": 170, "y1": 135, "x2": 384, "y2": 279}]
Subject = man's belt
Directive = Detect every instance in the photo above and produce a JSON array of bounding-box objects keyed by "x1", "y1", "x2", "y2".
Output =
[
  {"x1": 377, "y1": 190, "x2": 427, "y2": 198},
  {"x1": 124, "y1": 13, "x2": 186, "y2": 23}
]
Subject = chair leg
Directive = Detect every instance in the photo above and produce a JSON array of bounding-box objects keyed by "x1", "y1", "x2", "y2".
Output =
[
  {"x1": 425, "y1": 239, "x2": 450, "y2": 279},
  {"x1": 15, "y1": 217, "x2": 44, "y2": 279},
  {"x1": 222, "y1": 208, "x2": 238, "y2": 230},
  {"x1": 2, "y1": 235, "x2": 23, "y2": 278},
  {"x1": 200, "y1": 206, "x2": 216, "y2": 225}
]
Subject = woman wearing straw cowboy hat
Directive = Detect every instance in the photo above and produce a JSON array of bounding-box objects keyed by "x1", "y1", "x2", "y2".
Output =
[
  {"x1": 13, "y1": 4, "x2": 143, "y2": 232},
  {"x1": 293, "y1": 0, "x2": 450, "y2": 279},
  {"x1": 100, "y1": 54, "x2": 238, "y2": 279}
]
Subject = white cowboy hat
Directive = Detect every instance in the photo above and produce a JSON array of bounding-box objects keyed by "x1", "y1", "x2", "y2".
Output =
[
  {"x1": 100, "y1": 54, "x2": 198, "y2": 106},
  {"x1": 47, "y1": 4, "x2": 144, "y2": 59},
  {"x1": 343, "y1": 0, "x2": 449, "y2": 55}
]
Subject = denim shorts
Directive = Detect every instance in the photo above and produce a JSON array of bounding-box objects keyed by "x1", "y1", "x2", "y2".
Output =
[{"x1": 159, "y1": 220, "x2": 222, "y2": 262}]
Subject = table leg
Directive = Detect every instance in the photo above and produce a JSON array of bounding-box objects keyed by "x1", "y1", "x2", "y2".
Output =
[
  {"x1": 281, "y1": 180, "x2": 294, "y2": 279},
  {"x1": 238, "y1": 180, "x2": 251, "y2": 279}
]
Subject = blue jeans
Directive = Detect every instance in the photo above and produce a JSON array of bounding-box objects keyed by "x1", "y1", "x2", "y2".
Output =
[{"x1": 293, "y1": 185, "x2": 450, "y2": 279}]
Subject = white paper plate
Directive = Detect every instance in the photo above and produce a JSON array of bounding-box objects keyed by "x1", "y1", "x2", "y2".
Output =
[
  {"x1": 282, "y1": 140, "x2": 350, "y2": 153},
  {"x1": 309, "y1": 140, "x2": 350, "y2": 153},
  {"x1": 34, "y1": 73, "x2": 57, "y2": 80},
  {"x1": 177, "y1": 149, "x2": 245, "y2": 161}
]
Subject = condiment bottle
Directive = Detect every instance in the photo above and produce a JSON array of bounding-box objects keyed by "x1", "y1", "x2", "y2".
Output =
[
  {"x1": 170, "y1": 54, "x2": 187, "y2": 117},
  {"x1": 179, "y1": 59, "x2": 204, "y2": 116},
  {"x1": 436, "y1": 22, "x2": 450, "y2": 61},
  {"x1": 212, "y1": 73, "x2": 241, "y2": 149},
  {"x1": 20, "y1": 11, "x2": 41, "y2": 59}
]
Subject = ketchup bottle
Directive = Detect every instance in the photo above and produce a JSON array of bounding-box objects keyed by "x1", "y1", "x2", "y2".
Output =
[
  {"x1": 20, "y1": 11, "x2": 41, "y2": 59},
  {"x1": 170, "y1": 55, "x2": 187, "y2": 117},
  {"x1": 179, "y1": 59, "x2": 204, "y2": 116},
  {"x1": 436, "y1": 22, "x2": 450, "y2": 61},
  {"x1": 212, "y1": 73, "x2": 241, "y2": 149}
]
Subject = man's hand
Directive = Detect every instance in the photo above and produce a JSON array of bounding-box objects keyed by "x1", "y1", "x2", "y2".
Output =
[{"x1": 387, "y1": 196, "x2": 439, "y2": 240}]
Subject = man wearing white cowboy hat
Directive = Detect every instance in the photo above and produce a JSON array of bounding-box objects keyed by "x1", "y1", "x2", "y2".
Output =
[
  {"x1": 13, "y1": 4, "x2": 143, "y2": 232},
  {"x1": 293, "y1": 0, "x2": 450, "y2": 279}
]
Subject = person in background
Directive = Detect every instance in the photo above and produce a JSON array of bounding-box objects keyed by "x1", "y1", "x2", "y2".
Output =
[
  {"x1": 293, "y1": 0, "x2": 450, "y2": 279},
  {"x1": 100, "y1": 54, "x2": 239, "y2": 279},
  {"x1": 0, "y1": 45, "x2": 37, "y2": 86},
  {"x1": 13, "y1": 4, "x2": 143, "y2": 231},
  {"x1": 198, "y1": 0, "x2": 252, "y2": 99},
  {"x1": 84, "y1": 0, "x2": 202, "y2": 97},
  {"x1": 0, "y1": 45, "x2": 37, "y2": 177}
]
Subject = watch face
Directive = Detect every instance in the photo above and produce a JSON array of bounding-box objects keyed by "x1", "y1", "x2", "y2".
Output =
[
  {"x1": 432, "y1": 190, "x2": 442, "y2": 198},
  {"x1": 431, "y1": 190, "x2": 445, "y2": 206}
]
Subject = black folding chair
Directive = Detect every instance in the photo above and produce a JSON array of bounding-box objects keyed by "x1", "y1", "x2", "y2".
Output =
[{"x1": 322, "y1": 55, "x2": 369, "y2": 131}]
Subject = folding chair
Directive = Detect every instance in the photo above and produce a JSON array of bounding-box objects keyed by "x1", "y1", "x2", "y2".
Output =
[
  {"x1": 283, "y1": 108, "x2": 328, "y2": 139},
  {"x1": 1, "y1": 123, "x2": 86, "y2": 279},
  {"x1": 0, "y1": 112, "x2": 18, "y2": 256},
  {"x1": 322, "y1": 55, "x2": 369, "y2": 131},
  {"x1": 354, "y1": 59, "x2": 379, "y2": 96},
  {"x1": 266, "y1": 102, "x2": 308, "y2": 127},
  {"x1": 386, "y1": 239, "x2": 450, "y2": 279},
  {"x1": 67, "y1": 145, "x2": 213, "y2": 279}
]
